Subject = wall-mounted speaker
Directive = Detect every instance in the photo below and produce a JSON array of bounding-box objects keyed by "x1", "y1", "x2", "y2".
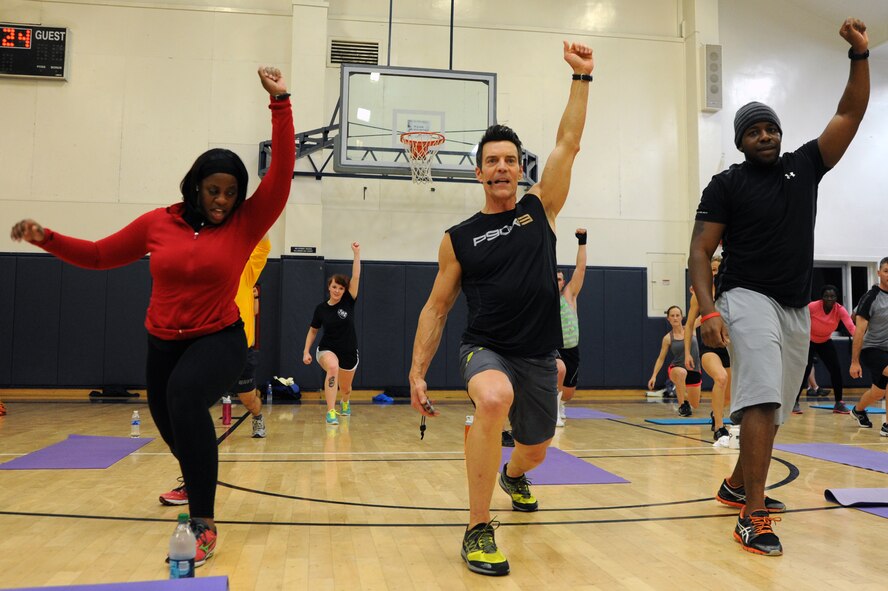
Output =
[{"x1": 703, "y1": 44, "x2": 722, "y2": 112}]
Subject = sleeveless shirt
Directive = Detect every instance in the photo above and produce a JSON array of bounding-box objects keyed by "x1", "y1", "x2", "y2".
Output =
[{"x1": 447, "y1": 193, "x2": 560, "y2": 356}]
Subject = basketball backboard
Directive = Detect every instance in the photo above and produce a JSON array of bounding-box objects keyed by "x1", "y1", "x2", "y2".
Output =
[{"x1": 334, "y1": 64, "x2": 496, "y2": 179}]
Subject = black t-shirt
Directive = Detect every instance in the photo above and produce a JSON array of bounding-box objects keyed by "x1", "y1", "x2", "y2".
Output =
[
  {"x1": 695, "y1": 139, "x2": 829, "y2": 308},
  {"x1": 447, "y1": 193, "x2": 561, "y2": 356},
  {"x1": 310, "y1": 291, "x2": 358, "y2": 354}
]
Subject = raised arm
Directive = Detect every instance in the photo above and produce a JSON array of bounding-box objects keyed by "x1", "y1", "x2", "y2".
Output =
[
  {"x1": 348, "y1": 242, "x2": 361, "y2": 299},
  {"x1": 688, "y1": 220, "x2": 728, "y2": 348},
  {"x1": 532, "y1": 42, "x2": 594, "y2": 225},
  {"x1": 409, "y1": 234, "x2": 462, "y2": 416},
  {"x1": 238, "y1": 66, "x2": 296, "y2": 236},
  {"x1": 564, "y1": 228, "x2": 587, "y2": 300},
  {"x1": 818, "y1": 18, "x2": 870, "y2": 168}
]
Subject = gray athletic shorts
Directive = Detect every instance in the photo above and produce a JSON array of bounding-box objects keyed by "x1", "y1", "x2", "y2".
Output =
[
  {"x1": 716, "y1": 288, "x2": 809, "y2": 426},
  {"x1": 459, "y1": 343, "x2": 558, "y2": 446}
]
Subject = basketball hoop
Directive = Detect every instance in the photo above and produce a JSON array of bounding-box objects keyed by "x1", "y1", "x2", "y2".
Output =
[{"x1": 400, "y1": 131, "x2": 445, "y2": 184}]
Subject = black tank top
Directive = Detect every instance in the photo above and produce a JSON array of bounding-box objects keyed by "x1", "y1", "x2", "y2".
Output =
[{"x1": 447, "y1": 193, "x2": 560, "y2": 356}]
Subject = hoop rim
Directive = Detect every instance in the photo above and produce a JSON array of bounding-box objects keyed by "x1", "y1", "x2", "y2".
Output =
[{"x1": 399, "y1": 131, "x2": 446, "y2": 147}]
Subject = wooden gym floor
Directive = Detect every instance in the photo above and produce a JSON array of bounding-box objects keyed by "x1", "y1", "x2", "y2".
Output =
[{"x1": 0, "y1": 390, "x2": 885, "y2": 590}]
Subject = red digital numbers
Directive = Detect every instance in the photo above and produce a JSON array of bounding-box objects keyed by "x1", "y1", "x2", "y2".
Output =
[{"x1": 1, "y1": 27, "x2": 32, "y2": 49}]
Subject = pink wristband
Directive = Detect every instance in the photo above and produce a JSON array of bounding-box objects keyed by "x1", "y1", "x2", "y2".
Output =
[{"x1": 701, "y1": 312, "x2": 721, "y2": 323}]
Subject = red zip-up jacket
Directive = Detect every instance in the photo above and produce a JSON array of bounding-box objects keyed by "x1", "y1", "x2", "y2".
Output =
[{"x1": 35, "y1": 99, "x2": 295, "y2": 340}]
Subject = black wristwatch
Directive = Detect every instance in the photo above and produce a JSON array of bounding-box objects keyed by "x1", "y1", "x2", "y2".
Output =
[{"x1": 273, "y1": 92, "x2": 291, "y2": 101}]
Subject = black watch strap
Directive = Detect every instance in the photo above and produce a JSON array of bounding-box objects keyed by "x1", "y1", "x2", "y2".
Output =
[
  {"x1": 848, "y1": 48, "x2": 869, "y2": 61},
  {"x1": 273, "y1": 92, "x2": 291, "y2": 101},
  {"x1": 571, "y1": 73, "x2": 593, "y2": 82}
]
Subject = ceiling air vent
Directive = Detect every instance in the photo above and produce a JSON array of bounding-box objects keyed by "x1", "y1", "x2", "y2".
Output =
[{"x1": 329, "y1": 39, "x2": 379, "y2": 65}]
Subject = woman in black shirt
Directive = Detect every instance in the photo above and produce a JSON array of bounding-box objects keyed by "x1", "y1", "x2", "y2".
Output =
[{"x1": 303, "y1": 242, "x2": 361, "y2": 425}]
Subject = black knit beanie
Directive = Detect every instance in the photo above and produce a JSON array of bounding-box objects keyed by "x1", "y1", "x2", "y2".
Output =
[{"x1": 733, "y1": 101, "x2": 782, "y2": 148}]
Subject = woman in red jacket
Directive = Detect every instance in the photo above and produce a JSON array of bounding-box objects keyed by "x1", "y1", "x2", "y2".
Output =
[{"x1": 10, "y1": 66, "x2": 295, "y2": 567}]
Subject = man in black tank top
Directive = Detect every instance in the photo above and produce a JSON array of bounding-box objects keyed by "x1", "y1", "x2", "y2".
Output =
[
  {"x1": 688, "y1": 18, "x2": 869, "y2": 557},
  {"x1": 408, "y1": 42, "x2": 595, "y2": 577}
]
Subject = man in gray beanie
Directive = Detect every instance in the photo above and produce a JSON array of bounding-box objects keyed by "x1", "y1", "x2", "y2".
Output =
[{"x1": 688, "y1": 18, "x2": 869, "y2": 557}]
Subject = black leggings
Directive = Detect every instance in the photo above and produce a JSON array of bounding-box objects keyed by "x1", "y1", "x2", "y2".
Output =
[
  {"x1": 797, "y1": 339, "x2": 844, "y2": 404},
  {"x1": 146, "y1": 322, "x2": 247, "y2": 519}
]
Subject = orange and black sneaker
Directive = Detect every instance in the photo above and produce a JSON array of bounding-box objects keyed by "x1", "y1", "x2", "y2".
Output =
[
  {"x1": 159, "y1": 477, "x2": 188, "y2": 506},
  {"x1": 734, "y1": 508, "x2": 782, "y2": 556},
  {"x1": 0, "y1": 401, "x2": 6, "y2": 416},
  {"x1": 716, "y1": 478, "x2": 785, "y2": 513},
  {"x1": 191, "y1": 520, "x2": 217, "y2": 567}
]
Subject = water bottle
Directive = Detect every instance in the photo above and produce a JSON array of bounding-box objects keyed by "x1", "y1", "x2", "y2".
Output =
[
  {"x1": 221, "y1": 395, "x2": 232, "y2": 425},
  {"x1": 169, "y1": 513, "x2": 196, "y2": 579},
  {"x1": 130, "y1": 410, "x2": 141, "y2": 438},
  {"x1": 465, "y1": 415, "x2": 474, "y2": 442},
  {"x1": 267, "y1": 382, "x2": 273, "y2": 407}
]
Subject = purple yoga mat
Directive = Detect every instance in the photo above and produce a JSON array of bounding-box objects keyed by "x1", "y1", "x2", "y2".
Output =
[
  {"x1": 774, "y1": 443, "x2": 888, "y2": 474},
  {"x1": 0, "y1": 435, "x2": 153, "y2": 470},
  {"x1": 824, "y1": 487, "x2": 888, "y2": 520},
  {"x1": 501, "y1": 446, "x2": 628, "y2": 485},
  {"x1": 0, "y1": 577, "x2": 228, "y2": 591},
  {"x1": 564, "y1": 407, "x2": 623, "y2": 420}
]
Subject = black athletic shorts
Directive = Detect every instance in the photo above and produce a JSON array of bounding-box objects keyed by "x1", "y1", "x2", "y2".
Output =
[
  {"x1": 861, "y1": 347, "x2": 888, "y2": 389},
  {"x1": 557, "y1": 346, "x2": 580, "y2": 388},
  {"x1": 701, "y1": 344, "x2": 731, "y2": 369},
  {"x1": 227, "y1": 347, "x2": 259, "y2": 395}
]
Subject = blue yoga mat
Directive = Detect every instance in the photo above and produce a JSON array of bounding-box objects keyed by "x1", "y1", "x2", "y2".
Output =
[
  {"x1": 824, "y1": 487, "x2": 888, "y2": 520},
  {"x1": 500, "y1": 446, "x2": 628, "y2": 485},
  {"x1": 645, "y1": 417, "x2": 733, "y2": 425},
  {"x1": 810, "y1": 404, "x2": 885, "y2": 414},
  {"x1": 0, "y1": 435, "x2": 153, "y2": 470}
]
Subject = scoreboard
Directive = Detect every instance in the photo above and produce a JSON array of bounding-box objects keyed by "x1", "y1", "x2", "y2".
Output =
[{"x1": 0, "y1": 24, "x2": 69, "y2": 79}]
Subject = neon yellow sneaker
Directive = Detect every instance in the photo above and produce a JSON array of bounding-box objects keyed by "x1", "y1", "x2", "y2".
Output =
[
  {"x1": 340, "y1": 400, "x2": 351, "y2": 416},
  {"x1": 325, "y1": 409, "x2": 339, "y2": 425},
  {"x1": 498, "y1": 463, "x2": 538, "y2": 512},
  {"x1": 461, "y1": 520, "x2": 509, "y2": 576}
]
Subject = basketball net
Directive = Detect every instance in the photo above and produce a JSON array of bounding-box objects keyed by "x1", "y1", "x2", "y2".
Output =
[{"x1": 400, "y1": 131, "x2": 445, "y2": 184}]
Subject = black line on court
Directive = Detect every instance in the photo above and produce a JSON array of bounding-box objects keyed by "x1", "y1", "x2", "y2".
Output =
[
  {"x1": 605, "y1": 418, "x2": 715, "y2": 444},
  {"x1": 218, "y1": 451, "x2": 729, "y2": 464},
  {"x1": 215, "y1": 412, "x2": 249, "y2": 445},
  {"x1": 0, "y1": 505, "x2": 844, "y2": 529}
]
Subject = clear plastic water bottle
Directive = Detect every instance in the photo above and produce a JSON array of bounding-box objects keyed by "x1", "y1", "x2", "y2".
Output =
[
  {"x1": 221, "y1": 395, "x2": 232, "y2": 425},
  {"x1": 267, "y1": 382, "x2": 273, "y2": 408},
  {"x1": 130, "y1": 410, "x2": 141, "y2": 438},
  {"x1": 169, "y1": 513, "x2": 196, "y2": 579},
  {"x1": 465, "y1": 415, "x2": 474, "y2": 442}
]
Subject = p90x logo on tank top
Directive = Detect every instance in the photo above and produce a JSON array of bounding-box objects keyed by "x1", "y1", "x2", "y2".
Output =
[{"x1": 472, "y1": 214, "x2": 534, "y2": 247}]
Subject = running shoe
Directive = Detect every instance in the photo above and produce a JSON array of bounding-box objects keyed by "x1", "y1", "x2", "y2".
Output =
[
  {"x1": 832, "y1": 402, "x2": 850, "y2": 415},
  {"x1": 716, "y1": 478, "x2": 785, "y2": 513},
  {"x1": 251, "y1": 414, "x2": 266, "y2": 438},
  {"x1": 791, "y1": 402, "x2": 803, "y2": 415},
  {"x1": 340, "y1": 400, "x2": 351, "y2": 416},
  {"x1": 851, "y1": 407, "x2": 872, "y2": 428},
  {"x1": 713, "y1": 426, "x2": 730, "y2": 441},
  {"x1": 558, "y1": 398, "x2": 567, "y2": 420},
  {"x1": 461, "y1": 519, "x2": 509, "y2": 576},
  {"x1": 325, "y1": 409, "x2": 339, "y2": 425},
  {"x1": 0, "y1": 401, "x2": 6, "y2": 416},
  {"x1": 734, "y1": 508, "x2": 782, "y2": 556},
  {"x1": 881, "y1": 423, "x2": 888, "y2": 438},
  {"x1": 678, "y1": 400, "x2": 692, "y2": 417},
  {"x1": 159, "y1": 478, "x2": 188, "y2": 506},
  {"x1": 498, "y1": 463, "x2": 538, "y2": 512},
  {"x1": 191, "y1": 519, "x2": 217, "y2": 567}
]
